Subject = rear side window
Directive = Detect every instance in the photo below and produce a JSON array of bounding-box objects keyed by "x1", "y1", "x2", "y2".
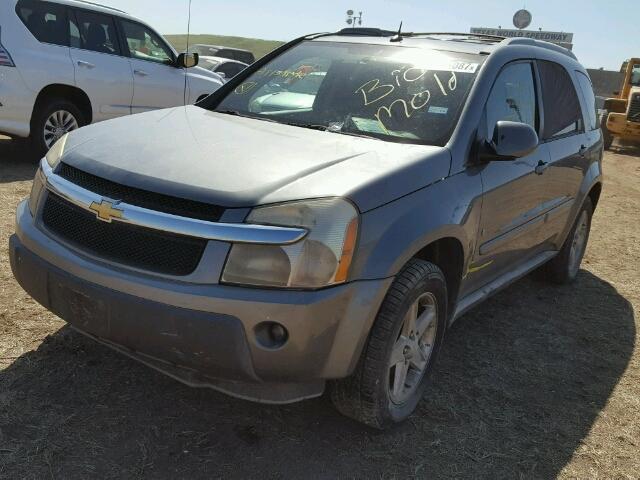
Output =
[
  {"x1": 485, "y1": 62, "x2": 537, "y2": 140},
  {"x1": 537, "y1": 60, "x2": 583, "y2": 139},
  {"x1": 72, "y1": 10, "x2": 121, "y2": 56},
  {"x1": 575, "y1": 71, "x2": 598, "y2": 131},
  {"x1": 16, "y1": 0, "x2": 68, "y2": 47}
]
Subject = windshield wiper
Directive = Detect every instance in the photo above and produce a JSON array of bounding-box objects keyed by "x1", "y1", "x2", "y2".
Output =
[
  {"x1": 281, "y1": 122, "x2": 330, "y2": 132},
  {"x1": 215, "y1": 109, "x2": 249, "y2": 118},
  {"x1": 281, "y1": 121, "x2": 383, "y2": 140}
]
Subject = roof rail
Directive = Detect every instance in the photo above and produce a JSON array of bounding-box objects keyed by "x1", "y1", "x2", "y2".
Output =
[
  {"x1": 337, "y1": 28, "x2": 396, "y2": 36},
  {"x1": 504, "y1": 37, "x2": 577, "y2": 60},
  {"x1": 72, "y1": 0, "x2": 128, "y2": 14},
  {"x1": 412, "y1": 32, "x2": 505, "y2": 42},
  {"x1": 335, "y1": 29, "x2": 505, "y2": 43}
]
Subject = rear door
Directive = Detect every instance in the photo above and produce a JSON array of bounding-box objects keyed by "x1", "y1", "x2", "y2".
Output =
[
  {"x1": 68, "y1": 9, "x2": 133, "y2": 121},
  {"x1": 535, "y1": 61, "x2": 590, "y2": 250},
  {"x1": 118, "y1": 19, "x2": 185, "y2": 113},
  {"x1": 13, "y1": 0, "x2": 75, "y2": 91},
  {"x1": 467, "y1": 61, "x2": 552, "y2": 292}
]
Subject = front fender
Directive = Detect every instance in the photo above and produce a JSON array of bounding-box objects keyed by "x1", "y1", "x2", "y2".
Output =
[{"x1": 350, "y1": 169, "x2": 483, "y2": 280}]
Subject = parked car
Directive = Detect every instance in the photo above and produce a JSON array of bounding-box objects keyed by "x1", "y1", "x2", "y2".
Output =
[
  {"x1": 0, "y1": 0, "x2": 224, "y2": 154},
  {"x1": 190, "y1": 44, "x2": 255, "y2": 64},
  {"x1": 200, "y1": 56, "x2": 248, "y2": 82},
  {"x1": 10, "y1": 28, "x2": 603, "y2": 429}
]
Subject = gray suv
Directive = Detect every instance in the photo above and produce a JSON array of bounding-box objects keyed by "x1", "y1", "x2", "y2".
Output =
[{"x1": 10, "y1": 29, "x2": 603, "y2": 428}]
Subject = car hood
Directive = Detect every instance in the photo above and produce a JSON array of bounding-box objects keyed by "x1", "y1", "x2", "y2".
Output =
[{"x1": 60, "y1": 106, "x2": 451, "y2": 212}]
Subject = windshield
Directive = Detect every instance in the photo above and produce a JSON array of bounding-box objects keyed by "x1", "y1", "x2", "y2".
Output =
[
  {"x1": 213, "y1": 41, "x2": 483, "y2": 145},
  {"x1": 631, "y1": 64, "x2": 640, "y2": 86}
]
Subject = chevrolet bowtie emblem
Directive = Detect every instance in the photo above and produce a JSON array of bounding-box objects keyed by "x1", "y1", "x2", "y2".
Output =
[{"x1": 89, "y1": 200, "x2": 123, "y2": 223}]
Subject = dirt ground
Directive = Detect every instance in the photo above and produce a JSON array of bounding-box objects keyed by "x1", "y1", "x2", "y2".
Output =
[{"x1": 0, "y1": 135, "x2": 638, "y2": 479}]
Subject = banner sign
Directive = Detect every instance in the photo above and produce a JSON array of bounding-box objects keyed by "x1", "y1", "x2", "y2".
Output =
[{"x1": 470, "y1": 27, "x2": 573, "y2": 49}]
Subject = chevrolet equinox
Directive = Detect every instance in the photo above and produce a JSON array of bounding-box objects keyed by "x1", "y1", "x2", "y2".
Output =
[{"x1": 10, "y1": 29, "x2": 603, "y2": 428}]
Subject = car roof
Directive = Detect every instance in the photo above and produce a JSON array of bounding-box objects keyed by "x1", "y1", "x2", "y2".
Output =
[{"x1": 309, "y1": 29, "x2": 578, "y2": 63}]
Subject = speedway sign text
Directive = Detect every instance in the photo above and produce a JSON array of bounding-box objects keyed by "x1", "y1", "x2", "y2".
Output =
[{"x1": 470, "y1": 27, "x2": 573, "y2": 49}]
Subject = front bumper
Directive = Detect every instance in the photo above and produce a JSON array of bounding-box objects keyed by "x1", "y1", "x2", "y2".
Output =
[{"x1": 11, "y1": 201, "x2": 392, "y2": 403}]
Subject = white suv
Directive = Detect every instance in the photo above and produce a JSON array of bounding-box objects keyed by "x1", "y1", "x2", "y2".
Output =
[{"x1": 0, "y1": 0, "x2": 223, "y2": 153}]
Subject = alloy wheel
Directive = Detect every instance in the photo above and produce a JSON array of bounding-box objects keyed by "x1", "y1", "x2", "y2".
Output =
[
  {"x1": 568, "y1": 210, "x2": 589, "y2": 277},
  {"x1": 388, "y1": 292, "x2": 438, "y2": 405},
  {"x1": 43, "y1": 110, "x2": 79, "y2": 149}
]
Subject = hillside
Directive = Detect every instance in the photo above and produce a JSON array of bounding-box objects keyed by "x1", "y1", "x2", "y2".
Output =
[{"x1": 165, "y1": 34, "x2": 284, "y2": 60}]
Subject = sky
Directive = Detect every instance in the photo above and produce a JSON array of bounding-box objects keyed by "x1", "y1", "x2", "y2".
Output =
[{"x1": 99, "y1": 0, "x2": 639, "y2": 70}]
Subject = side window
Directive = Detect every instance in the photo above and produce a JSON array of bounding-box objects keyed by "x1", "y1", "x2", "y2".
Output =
[
  {"x1": 538, "y1": 60, "x2": 583, "y2": 139},
  {"x1": 631, "y1": 63, "x2": 640, "y2": 87},
  {"x1": 16, "y1": 0, "x2": 69, "y2": 47},
  {"x1": 485, "y1": 62, "x2": 537, "y2": 140},
  {"x1": 121, "y1": 21, "x2": 174, "y2": 64},
  {"x1": 575, "y1": 72, "x2": 598, "y2": 131},
  {"x1": 74, "y1": 10, "x2": 121, "y2": 55},
  {"x1": 69, "y1": 14, "x2": 81, "y2": 49}
]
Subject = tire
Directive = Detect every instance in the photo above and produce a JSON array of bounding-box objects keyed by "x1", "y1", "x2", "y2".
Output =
[
  {"x1": 331, "y1": 259, "x2": 447, "y2": 429},
  {"x1": 540, "y1": 198, "x2": 593, "y2": 284},
  {"x1": 30, "y1": 98, "x2": 85, "y2": 157},
  {"x1": 600, "y1": 112, "x2": 613, "y2": 150}
]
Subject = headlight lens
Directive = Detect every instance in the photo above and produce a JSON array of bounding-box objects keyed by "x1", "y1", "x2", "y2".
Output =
[
  {"x1": 45, "y1": 133, "x2": 68, "y2": 168},
  {"x1": 222, "y1": 198, "x2": 359, "y2": 289},
  {"x1": 28, "y1": 167, "x2": 46, "y2": 216}
]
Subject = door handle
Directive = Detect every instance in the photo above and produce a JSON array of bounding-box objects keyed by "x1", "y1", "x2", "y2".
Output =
[
  {"x1": 77, "y1": 60, "x2": 95, "y2": 68},
  {"x1": 578, "y1": 145, "x2": 588, "y2": 157},
  {"x1": 535, "y1": 160, "x2": 549, "y2": 175},
  {"x1": 134, "y1": 69, "x2": 149, "y2": 77}
]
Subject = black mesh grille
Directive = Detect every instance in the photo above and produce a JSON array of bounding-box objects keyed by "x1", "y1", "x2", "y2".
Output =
[
  {"x1": 56, "y1": 163, "x2": 224, "y2": 222},
  {"x1": 42, "y1": 193, "x2": 207, "y2": 276},
  {"x1": 628, "y1": 94, "x2": 640, "y2": 123}
]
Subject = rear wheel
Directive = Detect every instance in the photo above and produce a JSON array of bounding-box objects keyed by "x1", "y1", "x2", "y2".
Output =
[
  {"x1": 30, "y1": 98, "x2": 84, "y2": 157},
  {"x1": 540, "y1": 198, "x2": 593, "y2": 284},
  {"x1": 331, "y1": 259, "x2": 447, "y2": 429},
  {"x1": 600, "y1": 112, "x2": 613, "y2": 150}
]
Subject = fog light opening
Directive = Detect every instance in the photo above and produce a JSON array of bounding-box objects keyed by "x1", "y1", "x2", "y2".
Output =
[{"x1": 255, "y1": 322, "x2": 289, "y2": 350}]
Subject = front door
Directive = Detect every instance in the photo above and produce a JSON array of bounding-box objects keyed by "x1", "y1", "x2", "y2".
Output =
[
  {"x1": 118, "y1": 19, "x2": 185, "y2": 114},
  {"x1": 466, "y1": 61, "x2": 550, "y2": 292},
  {"x1": 69, "y1": 9, "x2": 133, "y2": 122}
]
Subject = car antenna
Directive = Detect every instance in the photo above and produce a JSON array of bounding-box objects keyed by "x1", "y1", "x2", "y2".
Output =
[
  {"x1": 390, "y1": 22, "x2": 404, "y2": 42},
  {"x1": 183, "y1": 0, "x2": 193, "y2": 106}
]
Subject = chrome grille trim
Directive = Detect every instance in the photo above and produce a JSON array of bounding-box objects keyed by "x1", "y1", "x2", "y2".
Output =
[{"x1": 41, "y1": 159, "x2": 308, "y2": 245}]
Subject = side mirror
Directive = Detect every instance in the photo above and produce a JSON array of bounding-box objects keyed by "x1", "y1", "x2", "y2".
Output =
[
  {"x1": 216, "y1": 71, "x2": 227, "y2": 80},
  {"x1": 176, "y1": 52, "x2": 199, "y2": 68},
  {"x1": 481, "y1": 121, "x2": 539, "y2": 161},
  {"x1": 613, "y1": 90, "x2": 620, "y2": 96}
]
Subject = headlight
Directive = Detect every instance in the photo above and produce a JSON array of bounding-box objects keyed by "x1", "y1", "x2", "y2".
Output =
[
  {"x1": 28, "y1": 167, "x2": 46, "y2": 216},
  {"x1": 222, "y1": 198, "x2": 359, "y2": 289},
  {"x1": 45, "y1": 133, "x2": 68, "y2": 168}
]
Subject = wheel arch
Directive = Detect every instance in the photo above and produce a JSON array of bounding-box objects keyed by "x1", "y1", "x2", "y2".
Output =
[
  {"x1": 411, "y1": 237, "x2": 466, "y2": 316},
  {"x1": 31, "y1": 84, "x2": 93, "y2": 126},
  {"x1": 587, "y1": 182, "x2": 603, "y2": 211}
]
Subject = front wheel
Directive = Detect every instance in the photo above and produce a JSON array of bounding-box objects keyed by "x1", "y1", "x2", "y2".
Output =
[
  {"x1": 331, "y1": 259, "x2": 447, "y2": 429},
  {"x1": 30, "y1": 98, "x2": 84, "y2": 157}
]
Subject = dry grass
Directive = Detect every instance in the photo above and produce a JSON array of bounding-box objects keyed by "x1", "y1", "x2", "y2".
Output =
[{"x1": 0, "y1": 135, "x2": 638, "y2": 479}]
